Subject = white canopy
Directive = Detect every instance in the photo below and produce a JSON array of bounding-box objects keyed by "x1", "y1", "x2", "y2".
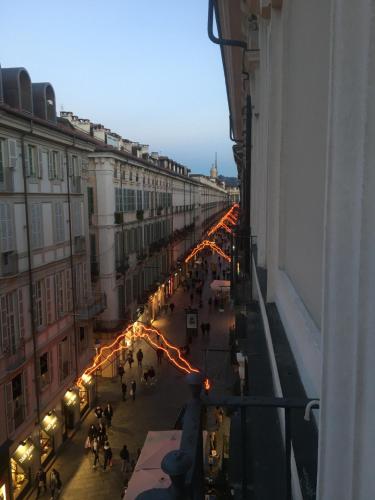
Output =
[
  {"x1": 125, "y1": 430, "x2": 181, "y2": 499},
  {"x1": 210, "y1": 280, "x2": 231, "y2": 292}
]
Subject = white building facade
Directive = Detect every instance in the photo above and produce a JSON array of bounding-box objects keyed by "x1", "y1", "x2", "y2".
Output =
[{"x1": 213, "y1": 1, "x2": 375, "y2": 498}]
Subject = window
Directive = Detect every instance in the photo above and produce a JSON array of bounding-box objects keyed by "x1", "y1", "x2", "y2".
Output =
[
  {"x1": 0, "y1": 202, "x2": 14, "y2": 252},
  {"x1": 54, "y1": 202, "x2": 65, "y2": 243},
  {"x1": 54, "y1": 271, "x2": 65, "y2": 319},
  {"x1": 33, "y1": 280, "x2": 45, "y2": 328},
  {"x1": 40, "y1": 352, "x2": 51, "y2": 388},
  {"x1": 27, "y1": 145, "x2": 37, "y2": 177},
  {"x1": 48, "y1": 151, "x2": 59, "y2": 180},
  {"x1": 0, "y1": 290, "x2": 24, "y2": 355},
  {"x1": 137, "y1": 191, "x2": 143, "y2": 210},
  {"x1": 88, "y1": 187, "x2": 94, "y2": 216},
  {"x1": 71, "y1": 200, "x2": 82, "y2": 237},
  {"x1": 30, "y1": 203, "x2": 43, "y2": 249},
  {"x1": 5, "y1": 372, "x2": 27, "y2": 432},
  {"x1": 129, "y1": 171, "x2": 133, "y2": 182},
  {"x1": 58, "y1": 336, "x2": 71, "y2": 382},
  {"x1": 144, "y1": 191, "x2": 150, "y2": 210}
]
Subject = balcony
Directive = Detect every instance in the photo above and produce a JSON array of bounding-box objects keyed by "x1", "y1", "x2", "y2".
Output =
[
  {"x1": 91, "y1": 261, "x2": 100, "y2": 278},
  {"x1": 76, "y1": 293, "x2": 107, "y2": 320},
  {"x1": 0, "y1": 251, "x2": 18, "y2": 277},
  {"x1": 5, "y1": 343, "x2": 26, "y2": 372},
  {"x1": 114, "y1": 212, "x2": 124, "y2": 224},
  {"x1": 74, "y1": 236, "x2": 86, "y2": 254},
  {"x1": 116, "y1": 257, "x2": 129, "y2": 274}
]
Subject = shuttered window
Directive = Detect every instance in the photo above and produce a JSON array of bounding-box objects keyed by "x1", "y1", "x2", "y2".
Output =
[
  {"x1": 65, "y1": 268, "x2": 72, "y2": 312},
  {"x1": 27, "y1": 145, "x2": 37, "y2": 177},
  {"x1": 45, "y1": 276, "x2": 55, "y2": 324},
  {"x1": 30, "y1": 203, "x2": 43, "y2": 249},
  {"x1": 137, "y1": 191, "x2": 143, "y2": 210},
  {"x1": 72, "y1": 200, "x2": 82, "y2": 237},
  {"x1": 55, "y1": 271, "x2": 65, "y2": 319},
  {"x1": 33, "y1": 280, "x2": 45, "y2": 328},
  {"x1": 0, "y1": 202, "x2": 14, "y2": 252},
  {"x1": 0, "y1": 140, "x2": 4, "y2": 184},
  {"x1": 54, "y1": 202, "x2": 65, "y2": 243},
  {"x1": 7, "y1": 139, "x2": 18, "y2": 170}
]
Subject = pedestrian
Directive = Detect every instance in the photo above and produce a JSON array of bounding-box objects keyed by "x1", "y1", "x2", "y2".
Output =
[
  {"x1": 121, "y1": 381, "x2": 127, "y2": 401},
  {"x1": 94, "y1": 405, "x2": 104, "y2": 424},
  {"x1": 190, "y1": 293, "x2": 194, "y2": 305},
  {"x1": 214, "y1": 296, "x2": 218, "y2": 309},
  {"x1": 103, "y1": 441, "x2": 113, "y2": 471},
  {"x1": 120, "y1": 444, "x2": 130, "y2": 473},
  {"x1": 50, "y1": 468, "x2": 61, "y2": 499},
  {"x1": 169, "y1": 302, "x2": 175, "y2": 314},
  {"x1": 136, "y1": 348, "x2": 144, "y2": 368},
  {"x1": 156, "y1": 347, "x2": 163, "y2": 365},
  {"x1": 130, "y1": 380, "x2": 136, "y2": 401},
  {"x1": 88, "y1": 423, "x2": 98, "y2": 443},
  {"x1": 98, "y1": 422, "x2": 106, "y2": 446},
  {"x1": 208, "y1": 297, "x2": 212, "y2": 309},
  {"x1": 92, "y1": 437, "x2": 100, "y2": 468},
  {"x1": 104, "y1": 403, "x2": 113, "y2": 428},
  {"x1": 206, "y1": 322, "x2": 211, "y2": 336},
  {"x1": 126, "y1": 350, "x2": 134, "y2": 369},
  {"x1": 118, "y1": 364, "x2": 125, "y2": 382},
  {"x1": 200, "y1": 323, "x2": 205, "y2": 336},
  {"x1": 35, "y1": 467, "x2": 47, "y2": 498}
]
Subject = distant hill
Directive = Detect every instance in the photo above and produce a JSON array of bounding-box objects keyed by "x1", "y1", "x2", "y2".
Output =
[{"x1": 218, "y1": 175, "x2": 239, "y2": 188}]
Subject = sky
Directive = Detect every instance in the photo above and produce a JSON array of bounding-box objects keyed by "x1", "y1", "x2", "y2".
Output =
[{"x1": 0, "y1": 1, "x2": 237, "y2": 177}]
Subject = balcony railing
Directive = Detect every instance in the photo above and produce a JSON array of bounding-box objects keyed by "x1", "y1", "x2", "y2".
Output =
[
  {"x1": 0, "y1": 251, "x2": 18, "y2": 277},
  {"x1": 76, "y1": 293, "x2": 107, "y2": 320}
]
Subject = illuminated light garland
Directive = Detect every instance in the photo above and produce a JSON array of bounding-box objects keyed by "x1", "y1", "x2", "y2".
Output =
[
  {"x1": 207, "y1": 205, "x2": 239, "y2": 237},
  {"x1": 184, "y1": 240, "x2": 231, "y2": 264},
  {"x1": 77, "y1": 323, "x2": 199, "y2": 388}
]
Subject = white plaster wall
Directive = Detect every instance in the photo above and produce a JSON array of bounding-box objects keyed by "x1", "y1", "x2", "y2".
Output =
[{"x1": 279, "y1": 0, "x2": 330, "y2": 329}]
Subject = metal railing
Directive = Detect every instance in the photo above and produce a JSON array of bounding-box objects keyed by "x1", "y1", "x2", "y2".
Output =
[{"x1": 76, "y1": 293, "x2": 107, "y2": 320}]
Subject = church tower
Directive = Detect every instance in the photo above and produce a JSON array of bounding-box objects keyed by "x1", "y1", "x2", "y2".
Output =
[{"x1": 210, "y1": 152, "x2": 218, "y2": 179}]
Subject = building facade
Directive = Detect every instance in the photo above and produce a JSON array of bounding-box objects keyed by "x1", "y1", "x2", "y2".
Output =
[
  {"x1": 0, "y1": 66, "x2": 104, "y2": 499},
  {"x1": 213, "y1": 1, "x2": 375, "y2": 499},
  {"x1": 61, "y1": 113, "x2": 228, "y2": 335}
]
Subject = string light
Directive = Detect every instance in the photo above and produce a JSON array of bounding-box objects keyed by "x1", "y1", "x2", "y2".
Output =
[
  {"x1": 184, "y1": 240, "x2": 231, "y2": 263},
  {"x1": 77, "y1": 323, "x2": 199, "y2": 388}
]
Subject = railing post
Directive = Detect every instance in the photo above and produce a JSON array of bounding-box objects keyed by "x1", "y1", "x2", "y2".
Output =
[{"x1": 285, "y1": 408, "x2": 291, "y2": 500}]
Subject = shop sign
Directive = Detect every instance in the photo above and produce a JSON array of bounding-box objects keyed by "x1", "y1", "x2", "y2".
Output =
[
  {"x1": 14, "y1": 440, "x2": 35, "y2": 465},
  {"x1": 42, "y1": 412, "x2": 58, "y2": 433},
  {"x1": 186, "y1": 309, "x2": 198, "y2": 329},
  {"x1": 63, "y1": 389, "x2": 78, "y2": 407}
]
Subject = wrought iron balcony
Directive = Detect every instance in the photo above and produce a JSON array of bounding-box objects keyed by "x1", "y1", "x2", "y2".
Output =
[{"x1": 76, "y1": 293, "x2": 107, "y2": 320}]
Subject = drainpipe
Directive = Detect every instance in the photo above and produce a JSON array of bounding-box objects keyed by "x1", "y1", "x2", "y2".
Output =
[
  {"x1": 207, "y1": 0, "x2": 247, "y2": 49},
  {"x1": 21, "y1": 135, "x2": 41, "y2": 427},
  {"x1": 65, "y1": 148, "x2": 79, "y2": 379}
]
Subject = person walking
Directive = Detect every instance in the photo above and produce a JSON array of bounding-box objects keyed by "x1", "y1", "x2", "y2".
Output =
[
  {"x1": 92, "y1": 437, "x2": 100, "y2": 468},
  {"x1": 118, "y1": 364, "x2": 125, "y2": 382},
  {"x1": 136, "y1": 348, "x2": 144, "y2": 368},
  {"x1": 97, "y1": 422, "x2": 106, "y2": 447},
  {"x1": 208, "y1": 297, "x2": 212, "y2": 310},
  {"x1": 156, "y1": 347, "x2": 163, "y2": 365},
  {"x1": 190, "y1": 292, "x2": 194, "y2": 305},
  {"x1": 120, "y1": 444, "x2": 130, "y2": 473},
  {"x1": 206, "y1": 322, "x2": 211, "y2": 336},
  {"x1": 121, "y1": 381, "x2": 127, "y2": 401},
  {"x1": 169, "y1": 302, "x2": 175, "y2": 314},
  {"x1": 50, "y1": 469, "x2": 61, "y2": 499},
  {"x1": 103, "y1": 441, "x2": 113, "y2": 471},
  {"x1": 126, "y1": 350, "x2": 134, "y2": 369},
  {"x1": 35, "y1": 467, "x2": 47, "y2": 498},
  {"x1": 94, "y1": 405, "x2": 104, "y2": 424},
  {"x1": 130, "y1": 380, "x2": 137, "y2": 401},
  {"x1": 104, "y1": 403, "x2": 113, "y2": 428}
]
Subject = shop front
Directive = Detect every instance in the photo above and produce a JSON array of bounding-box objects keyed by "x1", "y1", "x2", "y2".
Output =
[
  {"x1": 40, "y1": 410, "x2": 60, "y2": 466},
  {"x1": 78, "y1": 374, "x2": 95, "y2": 414},
  {"x1": 62, "y1": 389, "x2": 80, "y2": 439},
  {"x1": 10, "y1": 438, "x2": 38, "y2": 499}
]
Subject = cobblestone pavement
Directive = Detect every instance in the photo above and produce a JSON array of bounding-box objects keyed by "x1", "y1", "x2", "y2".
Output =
[{"x1": 31, "y1": 252, "x2": 234, "y2": 500}]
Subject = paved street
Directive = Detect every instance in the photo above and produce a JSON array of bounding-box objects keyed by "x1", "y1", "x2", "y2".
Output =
[{"x1": 31, "y1": 252, "x2": 234, "y2": 500}]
